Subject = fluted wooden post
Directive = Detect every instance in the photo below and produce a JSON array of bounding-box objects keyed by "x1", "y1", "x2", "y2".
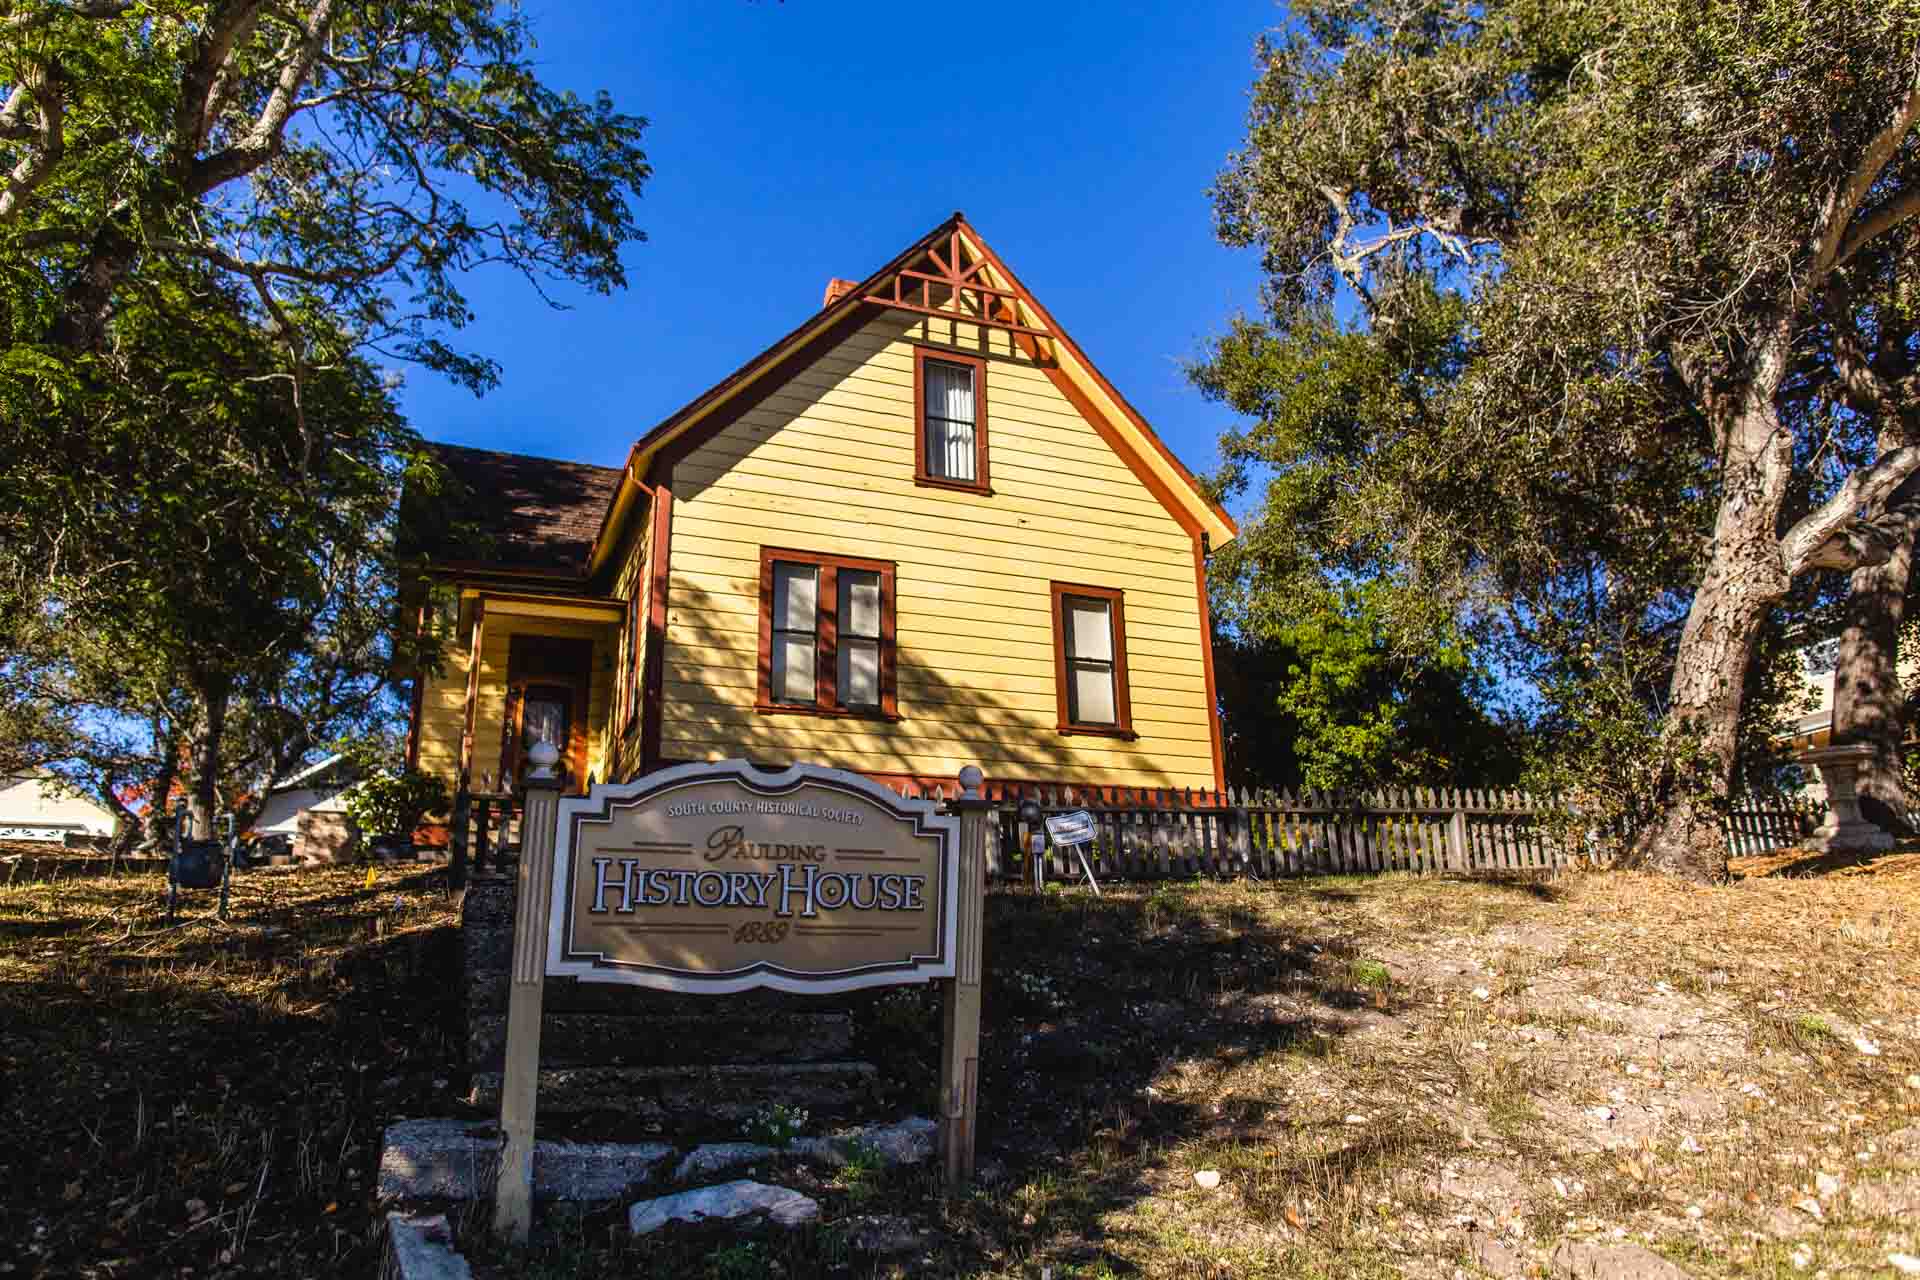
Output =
[
  {"x1": 493, "y1": 744, "x2": 563, "y2": 1242},
  {"x1": 940, "y1": 764, "x2": 989, "y2": 1191}
]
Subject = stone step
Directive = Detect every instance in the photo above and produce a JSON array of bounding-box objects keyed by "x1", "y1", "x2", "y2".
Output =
[
  {"x1": 465, "y1": 1009, "x2": 853, "y2": 1075},
  {"x1": 465, "y1": 1061, "x2": 882, "y2": 1139},
  {"x1": 377, "y1": 1114, "x2": 934, "y2": 1208},
  {"x1": 377, "y1": 1118, "x2": 672, "y2": 1203}
]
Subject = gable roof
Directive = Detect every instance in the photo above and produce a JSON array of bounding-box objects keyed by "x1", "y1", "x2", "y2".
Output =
[
  {"x1": 586, "y1": 213, "x2": 1237, "y2": 577},
  {"x1": 417, "y1": 443, "x2": 623, "y2": 578}
]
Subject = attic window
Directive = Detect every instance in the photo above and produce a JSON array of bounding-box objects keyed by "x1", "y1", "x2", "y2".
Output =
[{"x1": 914, "y1": 347, "x2": 989, "y2": 494}]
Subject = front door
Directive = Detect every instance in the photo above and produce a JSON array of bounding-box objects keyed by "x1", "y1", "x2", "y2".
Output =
[{"x1": 501, "y1": 634, "x2": 594, "y2": 791}]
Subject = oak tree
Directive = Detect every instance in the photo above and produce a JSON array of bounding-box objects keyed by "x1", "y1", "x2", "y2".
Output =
[{"x1": 1206, "y1": 0, "x2": 1920, "y2": 878}]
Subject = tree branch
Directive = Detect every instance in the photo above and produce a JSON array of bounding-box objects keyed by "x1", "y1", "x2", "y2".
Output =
[
  {"x1": 172, "y1": 0, "x2": 267, "y2": 163},
  {"x1": 1, "y1": 1, "x2": 134, "y2": 34},
  {"x1": 0, "y1": 63, "x2": 64, "y2": 224},
  {"x1": 187, "y1": 0, "x2": 335, "y2": 197},
  {"x1": 1809, "y1": 74, "x2": 1920, "y2": 284},
  {"x1": 1781, "y1": 445, "x2": 1920, "y2": 576},
  {"x1": 1837, "y1": 184, "x2": 1920, "y2": 267},
  {"x1": 1823, "y1": 277, "x2": 1901, "y2": 422}
]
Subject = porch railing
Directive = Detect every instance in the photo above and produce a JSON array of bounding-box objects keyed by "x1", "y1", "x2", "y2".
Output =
[{"x1": 448, "y1": 788, "x2": 522, "y2": 886}]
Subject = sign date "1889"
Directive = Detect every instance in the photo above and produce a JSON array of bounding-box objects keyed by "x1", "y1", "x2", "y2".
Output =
[{"x1": 732, "y1": 920, "x2": 792, "y2": 943}]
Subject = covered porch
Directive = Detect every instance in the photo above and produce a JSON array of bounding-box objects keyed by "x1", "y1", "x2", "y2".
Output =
[{"x1": 433, "y1": 590, "x2": 625, "y2": 877}]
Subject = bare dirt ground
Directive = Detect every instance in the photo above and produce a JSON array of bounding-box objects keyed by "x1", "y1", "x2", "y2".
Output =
[{"x1": 3, "y1": 851, "x2": 1917, "y2": 1278}]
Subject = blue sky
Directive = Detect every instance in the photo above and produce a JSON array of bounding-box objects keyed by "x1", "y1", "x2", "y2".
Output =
[{"x1": 397, "y1": 1, "x2": 1284, "y2": 493}]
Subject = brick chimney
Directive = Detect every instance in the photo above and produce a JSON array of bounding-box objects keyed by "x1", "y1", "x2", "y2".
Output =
[{"x1": 822, "y1": 277, "x2": 860, "y2": 308}]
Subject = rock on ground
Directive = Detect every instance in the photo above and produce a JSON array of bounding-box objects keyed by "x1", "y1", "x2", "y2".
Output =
[
  {"x1": 842, "y1": 1214, "x2": 930, "y2": 1256},
  {"x1": 1467, "y1": 1227, "x2": 1526, "y2": 1278},
  {"x1": 628, "y1": 1180, "x2": 820, "y2": 1234},
  {"x1": 792, "y1": 1116, "x2": 937, "y2": 1167},
  {"x1": 673, "y1": 1142, "x2": 778, "y2": 1181},
  {"x1": 381, "y1": 1212, "x2": 472, "y2": 1280},
  {"x1": 1550, "y1": 1241, "x2": 1696, "y2": 1280}
]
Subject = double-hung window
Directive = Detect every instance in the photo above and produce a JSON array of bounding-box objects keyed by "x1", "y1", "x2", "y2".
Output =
[
  {"x1": 1050, "y1": 582, "x2": 1134, "y2": 737},
  {"x1": 758, "y1": 548, "x2": 898, "y2": 718},
  {"x1": 913, "y1": 347, "x2": 989, "y2": 493}
]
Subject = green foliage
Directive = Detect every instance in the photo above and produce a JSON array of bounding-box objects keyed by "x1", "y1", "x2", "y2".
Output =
[
  {"x1": 1200, "y1": 0, "x2": 1920, "y2": 861},
  {"x1": 1214, "y1": 582, "x2": 1520, "y2": 793},
  {"x1": 1348, "y1": 959, "x2": 1391, "y2": 989},
  {"x1": 741, "y1": 1103, "x2": 808, "y2": 1150},
  {"x1": 339, "y1": 770, "x2": 450, "y2": 843},
  {"x1": 1193, "y1": 237, "x2": 1522, "y2": 794},
  {"x1": 0, "y1": 1, "x2": 650, "y2": 377},
  {"x1": 0, "y1": 2, "x2": 648, "y2": 834},
  {"x1": 706, "y1": 1242, "x2": 771, "y2": 1280}
]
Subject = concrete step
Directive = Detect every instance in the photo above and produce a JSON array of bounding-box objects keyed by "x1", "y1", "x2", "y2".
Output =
[
  {"x1": 465, "y1": 1008, "x2": 853, "y2": 1075},
  {"x1": 465, "y1": 1061, "x2": 882, "y2": 1139}
]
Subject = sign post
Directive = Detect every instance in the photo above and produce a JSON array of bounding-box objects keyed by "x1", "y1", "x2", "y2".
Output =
[
  {"x1": 491, "y1": 757, "x2": 982, "y2": 1239},
  {"x1": 492, "y1": 743, "x2": 563, "y2": 1243},
  {"x1": 939, "y1": 766, "x2": 989, "y2": 1188}
]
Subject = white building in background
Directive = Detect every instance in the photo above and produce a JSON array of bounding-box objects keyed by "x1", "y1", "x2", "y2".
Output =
[
  {"x1": 1781, "y1": 637, "x2": 1841, "y2": 751},
  {"x1": 1780, "y1": 636, "x2": 1920, "y2": 752},
  {"x1": 0, "y1": 770, "x2": 117, "y2": 842},
  {"x1": 250, "y1": 754, "x2": 357, "y2": 838}
]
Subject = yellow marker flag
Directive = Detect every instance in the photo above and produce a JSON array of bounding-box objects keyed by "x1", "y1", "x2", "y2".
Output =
[{"x1": 365, "y1": 866, "x2": 377, "y2": 889}]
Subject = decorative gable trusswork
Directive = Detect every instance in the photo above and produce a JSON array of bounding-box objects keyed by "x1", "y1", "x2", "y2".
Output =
[{"x1": 861, "y1": 228, "x2": 1055, "y2": 347}]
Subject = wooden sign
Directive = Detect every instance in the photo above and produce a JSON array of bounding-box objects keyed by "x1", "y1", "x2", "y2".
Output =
[
  {"x1": 493, "y1": 758, "x2": 989, "y2": 1243},
  {"x1": 547, "y1": 760, "x2": 958, "y2": 993}
]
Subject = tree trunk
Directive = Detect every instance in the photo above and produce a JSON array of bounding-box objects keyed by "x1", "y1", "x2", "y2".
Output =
[
  {"x1": 1628, "y1": 387, "x2": 1795, "y2": 881},
  {"x1": 1831, "y1": 472, "x2": 1920, "y2": 835},
  {"x1": 187, "y1": 673, "x2": 231, "y2": 839},
  {"x1": 142, "y1": 716, "x2": 181, "y2": 848},
  {"x1": 47, "y1": 221, "x2": 138, "y2": 353}
]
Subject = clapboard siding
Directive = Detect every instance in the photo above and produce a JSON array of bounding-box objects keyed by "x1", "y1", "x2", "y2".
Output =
[
  {"x1": 662, "y1": 308, "x2": 1216, "y2": 789},
  {"x1": 414, "y1": 662, "x2": 467, "y2": 783}
]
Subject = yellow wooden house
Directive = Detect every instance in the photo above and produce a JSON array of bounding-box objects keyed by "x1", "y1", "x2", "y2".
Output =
[{"x1": 404, "y1": 214, "x2": 1237, "y2": 815}]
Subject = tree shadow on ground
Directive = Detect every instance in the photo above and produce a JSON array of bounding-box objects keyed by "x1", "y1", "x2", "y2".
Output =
[
  {"x1": 1735, "y1": 841, "x2": 1920, "y2": 880},
  {"x1": 1443, "y1": 871, "x2": 1565, "y2": 902},
  {"x1": 833, "y1": 882, "x2": 1406, "y2": 1274}
]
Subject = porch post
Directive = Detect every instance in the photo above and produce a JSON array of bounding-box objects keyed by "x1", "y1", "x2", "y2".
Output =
[
  {"x1": 493, "y1": 740, "x2": 562, "y2": 1242},
  {"x1": 939, "y1": 764, "x2": 989, "y2": 1190},
  {"x1": 451, "y1": 598, "x2": 486, "y2": 890}
]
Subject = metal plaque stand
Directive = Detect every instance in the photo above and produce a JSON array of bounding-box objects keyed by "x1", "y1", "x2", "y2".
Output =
[{"x1": 1062, "y1": 839, "x2": 1101, "y2": 895}]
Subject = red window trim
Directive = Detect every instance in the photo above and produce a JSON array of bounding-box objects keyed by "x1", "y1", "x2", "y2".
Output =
[
  {"x1": 757, "y1": 547, "x2": 900, "y2": 720},
  {"x1": 1049, "y1": 581, "x2": 1136, "y2": 739},
  {"x1": 912, "y1": 345, "x2": 991, "y2": 495}
]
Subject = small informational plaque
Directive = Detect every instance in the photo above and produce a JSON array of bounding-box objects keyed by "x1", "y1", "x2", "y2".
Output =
[
  {"x1": 1044, "y1": 810, "x2": 1098, "y2": 846},
  {"x1": 546, "y1": 760, "x2": 958, "y2": 994}
]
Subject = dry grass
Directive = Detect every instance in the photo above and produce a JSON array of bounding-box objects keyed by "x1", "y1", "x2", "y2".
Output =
[
  {"x1": 0, "y1": 863, "x2": 463, "y2": 1278},
  {"x1": 5, "y1": 851, "x2": 1918, "y2": 1279}
]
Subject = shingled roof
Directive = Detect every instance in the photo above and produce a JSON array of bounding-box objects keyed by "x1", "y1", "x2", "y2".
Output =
[{"x1": 411, "y1": 443, "x2": 622, "y2": 577}]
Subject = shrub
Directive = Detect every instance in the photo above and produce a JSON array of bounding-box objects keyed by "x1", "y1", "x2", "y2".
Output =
[{"x1": 340, "y1": 769, "x2": 449, "y2": 843}]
